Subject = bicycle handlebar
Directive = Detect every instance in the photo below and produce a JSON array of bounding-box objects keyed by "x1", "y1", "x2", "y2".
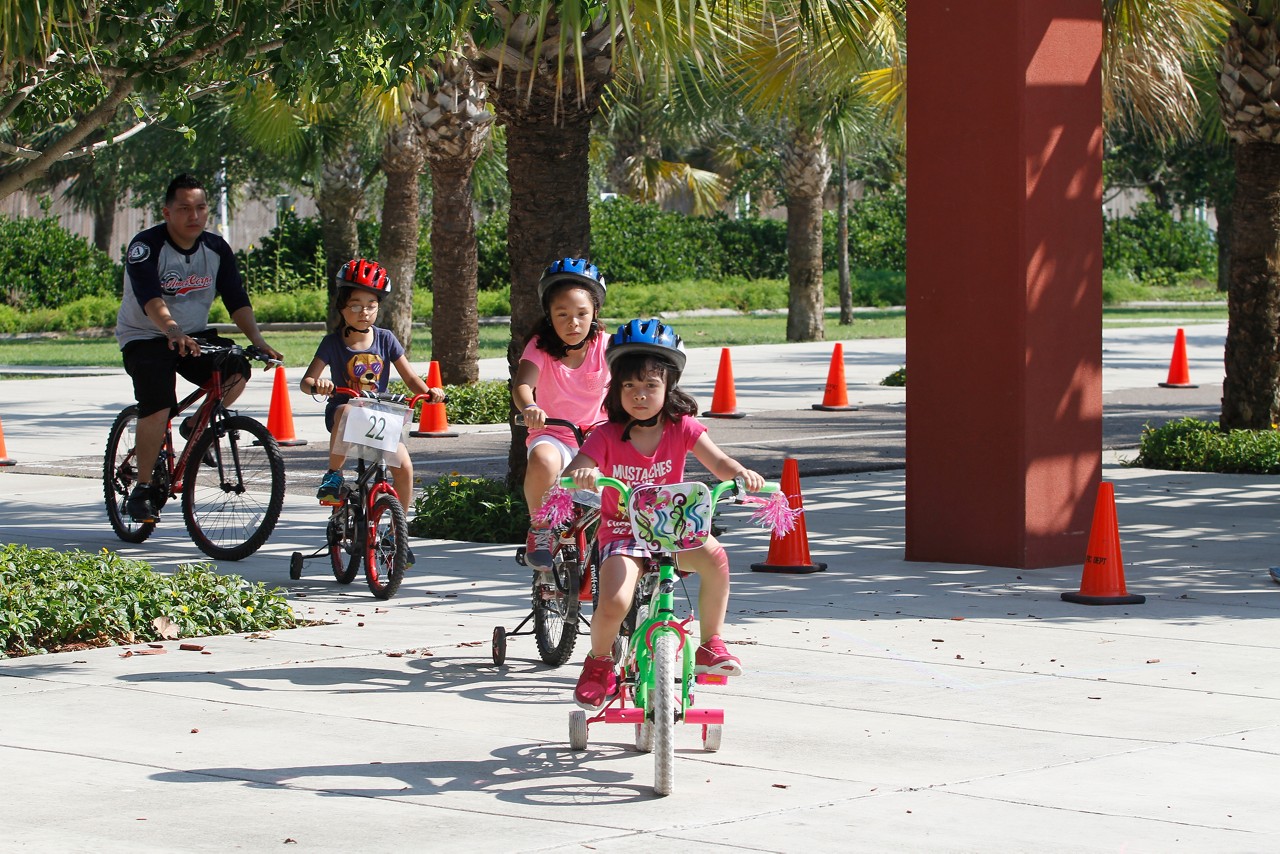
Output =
[
  {"x1": 559, "y1": 475, "x2": 779, "y2": 506},
  {"x1": 196, "y1": 342, "x2": 283, "y2": 369},
  {"x1": 512, "y1": 413, "x2": 590, "y2": 447},
  {"x1": 329, "y1": 387, "x2": 442, "y2": 407}
]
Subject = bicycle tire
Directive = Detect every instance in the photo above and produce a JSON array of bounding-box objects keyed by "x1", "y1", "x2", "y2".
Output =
[
  {"x1": 327, "y1": 504, "x2": 360, "y2": 584},
  {"x1": 365, "y1": 492, "x2": 408, "y2": 599},
  {"x1": 103, "y1": 406, "x2": 157, "y2": 544},
  {"x1": 533, "y1": 544, "x2": 583, "y2": 665},
  {"x1": 182, "y1": 415, "x2": 285, "y2": 561},
  {"x1": 652, "y1": 632, "x2": 679, "y2": 796}
]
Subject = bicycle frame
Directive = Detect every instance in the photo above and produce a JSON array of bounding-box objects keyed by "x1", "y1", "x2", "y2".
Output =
[{"x1": 577, "y1": 477, "x2": 744, "y2": 729}]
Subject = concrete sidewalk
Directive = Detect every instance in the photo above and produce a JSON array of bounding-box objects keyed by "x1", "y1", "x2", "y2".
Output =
[{"x1": 2, "y1": 323, "x2": 1278, "y2": 852}]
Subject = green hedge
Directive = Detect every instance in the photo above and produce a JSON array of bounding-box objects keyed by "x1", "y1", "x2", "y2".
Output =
[
  {"x1": 0, "y1": 214, "x2": 120, "y2": 309},
  {"x1": 1104, "y1": 203, "x2": 1216, "y2": 285},
  {"x1": 1132, "y1": 417, "x2": 1280, "y2": 473}
]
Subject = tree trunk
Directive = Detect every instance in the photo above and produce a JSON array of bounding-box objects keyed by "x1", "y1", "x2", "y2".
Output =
[
  {"x1": 1216, "y1": 201, "x2": 1232, "y2": 293},
  {"x1": 316, "y1": 142, "x2": 365, "y2": 328},
  {"x1": 837, "y1": 156, "x2": 853, "y2": 325},
  {"x1": 781, "y1": 126, "x2": 831, "y2": 342},
  {"x1": 376, "y1": 115, "x2": 424, "y2": 355},
  {"x1": 1221, "y1": 141, "x2": 1280, "y2": 430},
  {"x1": 429, "y1": 159, "x2": 481, "y2": 384},
  {"x1": 92, "y1": 194, "x2": 116, "y2": 254}
]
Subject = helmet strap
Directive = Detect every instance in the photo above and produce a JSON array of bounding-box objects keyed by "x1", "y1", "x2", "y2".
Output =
[
  {"x1": 621, "y1": 414, "x2": 660, "y2": 442},
  {"x1": 564, "y1": 338, "x2": 587, "y2": 351}
]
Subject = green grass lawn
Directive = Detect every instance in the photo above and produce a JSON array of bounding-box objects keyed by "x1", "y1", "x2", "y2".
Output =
[{"x1": 0, "y1": 305, "x2": 1224, "y2": 369}]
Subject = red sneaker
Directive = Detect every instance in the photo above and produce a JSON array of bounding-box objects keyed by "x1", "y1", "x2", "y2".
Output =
[
  {"x1": 573, "y1": 653, "x2": 618, "y2": 711},
  {"x1": 695, "y1": 636, "x2": 743, "y2": 677},
  {"x1": 526, "y1": 526, "x2": 554, "y2": 571}
]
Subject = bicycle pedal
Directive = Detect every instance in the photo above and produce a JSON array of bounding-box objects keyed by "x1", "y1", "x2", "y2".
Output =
[
  {"x1": 695, "y1": 673, "x2": 729, "y2": 686},
  {"x1": 514, "y1": 546, "x2": 527, "y2": 566},
  {"x1": 318, "y1": 498, "x2": 342, "y2": 506}
]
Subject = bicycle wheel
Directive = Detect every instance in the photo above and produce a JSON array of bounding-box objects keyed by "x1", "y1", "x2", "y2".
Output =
[
  {"x1": 652, "y1": 632, "x2": 679, "y2": 796},
  {"x1": 365, "y1": 492, "x2": 408, "y2": 599},
  {"x1": 327, "y1": 503, "x2": 360, "y2": 584},
  {"x1": 103, "y1": 406, "x2": 158, "y2": 543},
  {"x1": 182, "y1": 415, "x2": 284, "y2": 561},
  {"x1": 533, "y1": 543, "x2": 582, "y2": 665}
]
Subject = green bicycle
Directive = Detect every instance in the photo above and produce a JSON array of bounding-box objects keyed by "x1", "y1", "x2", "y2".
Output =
[{"x1": 564, "y1": 475, "x2": 783, "y2": 796}]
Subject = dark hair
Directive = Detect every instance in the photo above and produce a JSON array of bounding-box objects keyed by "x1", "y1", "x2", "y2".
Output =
[
  {"x1": 332, "y1": 285, "x2": 381, "y2": 334},
  {"x1": 524, "y1": 281, "x2": 603, "y2": 359},
  {"x1": 604, "y1": 352, "x2": 698, "y2": 424},
  {"x1": 165, "y1": 173, "x2": 205, "y2": 205}
]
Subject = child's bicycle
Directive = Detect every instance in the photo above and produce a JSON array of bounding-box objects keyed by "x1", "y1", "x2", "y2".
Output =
[
  {"x1": 565, "y1": 475, "x2": 782, "y2": 796},
  {"x1": 104, "y1": 343, "x2": 286, "y2": 561},
  {"x1": 491, "y1": 415, "x2": 601, "y2": 667},
  {"x1": 288, "y1": 388, "x2": 432, "y2": 600}
]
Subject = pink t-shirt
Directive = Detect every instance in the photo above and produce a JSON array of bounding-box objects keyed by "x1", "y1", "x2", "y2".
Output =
[
  {"x1": 520, "y1": 334, "x2": 608, "y2": 448},
  {"x1": 579, "y1": 415, "x2": 708, "y2": 547}
]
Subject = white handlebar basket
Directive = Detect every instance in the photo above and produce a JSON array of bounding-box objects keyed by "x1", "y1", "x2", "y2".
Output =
[{"x1": 628, "y1": 482, "x2": 714, "y2": 553}]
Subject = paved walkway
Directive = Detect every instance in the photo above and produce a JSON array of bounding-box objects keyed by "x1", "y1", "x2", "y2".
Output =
[{"x1": 2, "y1": 323, "x2": 1278, "y2": 852}]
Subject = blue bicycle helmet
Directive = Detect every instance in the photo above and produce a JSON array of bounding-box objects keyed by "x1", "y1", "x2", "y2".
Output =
[
  {"x1": 538, "y1": 257, "x2": 607, "y2": 309},
  {"x1": 606, "y1": 318, "x2": 686, "y2": 373}
]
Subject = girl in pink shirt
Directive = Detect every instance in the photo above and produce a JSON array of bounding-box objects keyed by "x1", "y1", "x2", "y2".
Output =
[
  {"x1": 565, "y1": 319, "x2": 765, "y2": 711},
  {"x1": 512, "y1": 258, "x2": 610, "y2": 572}
]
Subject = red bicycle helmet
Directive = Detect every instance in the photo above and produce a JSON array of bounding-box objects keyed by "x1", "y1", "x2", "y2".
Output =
[{"x1": 337, "y1": 258, "x2": 392, "y2": 296}]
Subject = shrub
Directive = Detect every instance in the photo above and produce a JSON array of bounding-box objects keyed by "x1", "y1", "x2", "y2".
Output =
[
  {"x1": 1132, "y1": 417, "x2": 1280, "y2": 473},
  {"x1": 250, "y1": 289, "x2": 329, "y2": 323},
  {"x1": 0, "y1": 214, "x2": 121, "y2": 309},
  {"x1": 0, "y1": 545, "x2": 297, "y2": 658},
  {"x1": 387, "y1": 378, "x2": 511, "y2": 425},
  {"x1": 881, "y1": 366, "x2": 906, "y2": 386},
  {"x1": 825, "y1": 187, "x2": 907, "y2": 272},
  {"x1": 1104, "y1": 203, "x2": 1216, "y2": 283},
  {"x1": 410, "y1": 474, "x2": 528, "y2": 543}
]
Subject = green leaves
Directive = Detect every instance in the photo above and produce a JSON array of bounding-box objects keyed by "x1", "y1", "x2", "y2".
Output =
[
  {"x1": 410, "y1": 475, "x2": 529, "y2": 543},
  {"x1": 1133, "y1": 417, "x2": 1280, "y2": 473},
  {"x1": 0, "y1": 545, "x2": 296, "y2": 658}
]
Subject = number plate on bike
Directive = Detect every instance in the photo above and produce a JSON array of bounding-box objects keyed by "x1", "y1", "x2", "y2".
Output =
[
  {"x1": 629, "y1": 482, "x2": 713, "y2": 552},
  {"x1": 341, "y1": 399, "x2": 409, "y2": 454}
]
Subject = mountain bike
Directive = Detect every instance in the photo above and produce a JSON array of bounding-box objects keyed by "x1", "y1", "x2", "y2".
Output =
[
  {"x1": 289, "y1": 388, "x2": 432, "y2": 600},
  {"x1": 104, "y1": 343, "x2": 286, "y2": 561},
  {"x1": 491, "y1": 416, "x2": 601, "y2": 666},
  {"x1": 566, "y1": 475, "x2": 781, "y2": 796}
]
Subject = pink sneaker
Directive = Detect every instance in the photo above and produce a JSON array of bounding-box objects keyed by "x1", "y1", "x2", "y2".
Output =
[
  {"x1": 695, "y1": 636, "x2": 743, "y2": 677},
  {"x1": 574, "y1": 654, "x2": 618, "y2": 710},
  {"x1": 526, "y1": 526, "x2": 554, "y2": 571}
]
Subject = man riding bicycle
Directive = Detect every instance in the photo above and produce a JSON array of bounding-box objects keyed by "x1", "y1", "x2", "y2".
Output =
[{"x1": 115, "y1": 173, "x2": 282, "y2": 523}]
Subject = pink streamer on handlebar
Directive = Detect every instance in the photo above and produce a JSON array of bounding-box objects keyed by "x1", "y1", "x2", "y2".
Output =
[
  {"x1": 743, "y1": 491, "x2": 802, "y2": 536},
  {"x1": 535, "y1": 487, "x2": 575, "y2": 528}
]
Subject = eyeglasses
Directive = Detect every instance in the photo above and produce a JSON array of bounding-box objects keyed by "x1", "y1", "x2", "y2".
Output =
[{"x1": 345, "y1": 304, "x2": 378, "y2": 314}]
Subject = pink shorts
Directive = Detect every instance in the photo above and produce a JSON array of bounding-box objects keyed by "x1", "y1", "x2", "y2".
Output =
[{"x1": 598, "y1": 538, "x2": 651, "y2": 563}]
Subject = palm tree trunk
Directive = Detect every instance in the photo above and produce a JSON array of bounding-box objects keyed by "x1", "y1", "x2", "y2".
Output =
[
  {"x1": 429, "y1": 158, "x2": 481, "y2": 384},
  {"x1": 316, "y1": 142, "x2": 366, "y2": 327},
  {"x1": 1221, "y1": 141, "x2": 1280, "y2": 429},
  {"x1": 376, "y1": 116, "x2": 424, "y2": 354},
  {"x1": 837, "y1": 156, "x2": 853, "y2": 325},
  {"x1": 781, "y1": 126, "x2": 831, "y2": 342}
]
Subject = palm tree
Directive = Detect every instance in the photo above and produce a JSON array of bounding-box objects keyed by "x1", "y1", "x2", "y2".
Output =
[
  {"x1": 420, "y1": 51, "x2": 494, "y2": 385},
  {"x1": 375, "y1": 97, "x2": 426, "y2": 350},
  {"x1": 1216, "y1": 2, "x2": 1280, "y2": 428}
]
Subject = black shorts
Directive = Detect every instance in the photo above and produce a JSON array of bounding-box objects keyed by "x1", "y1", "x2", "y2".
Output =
[{"x1": 121, "y1": 331, "x2": 251, "y2": 418}]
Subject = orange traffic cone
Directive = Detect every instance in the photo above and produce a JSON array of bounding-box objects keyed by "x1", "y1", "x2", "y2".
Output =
[
  {"x1": 0, "y1": 413, "x2": 16, "y2": 466},
  {"x1": 266, "y1": 365, "x2": 307, "y2": 446},
  {"x1": 1061, "y1": 481, "x2": 1145, "y2": 605},
  {"x1": 1158, "y1": 328, "x2": 1198, "y2": 389},
  {"x1": 751, "y1": 457, "x2": 826, "y2": 574},
  {"x1": 411, "y1": 360, "x2": 458, "y2": 438},
  {"x1": 702, "y1": 348, "x2": 746, "y2": 419},
  {"x1": 812, "y1": 343, "x2": 859, "y2": 411}
]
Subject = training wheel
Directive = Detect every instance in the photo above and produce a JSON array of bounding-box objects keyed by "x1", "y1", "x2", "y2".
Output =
[
  {"x1": 702, "y1": 723, "x2": 723, "y2": 752},
  {"x1": 289, "y1": 551, "x2": 304, "y2": 580},
  {"x1": 569, "y1": 710, "x2": 588, "y2": 750},
  {"x1": 635, "y1": 718, "x2": 654, "y2": 753},
  {"x1": 491, "y1": 625, "x2": 507, "y2": 665}
]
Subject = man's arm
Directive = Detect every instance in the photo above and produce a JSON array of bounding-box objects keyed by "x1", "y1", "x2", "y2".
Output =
[{"x1": 143, "y1": 297, "x2": 200, "y2": 356}]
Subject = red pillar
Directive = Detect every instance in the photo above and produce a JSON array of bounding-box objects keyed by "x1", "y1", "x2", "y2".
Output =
[{"x1": 905, "y1": 1, "x2": 1103, "y2": 568}]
